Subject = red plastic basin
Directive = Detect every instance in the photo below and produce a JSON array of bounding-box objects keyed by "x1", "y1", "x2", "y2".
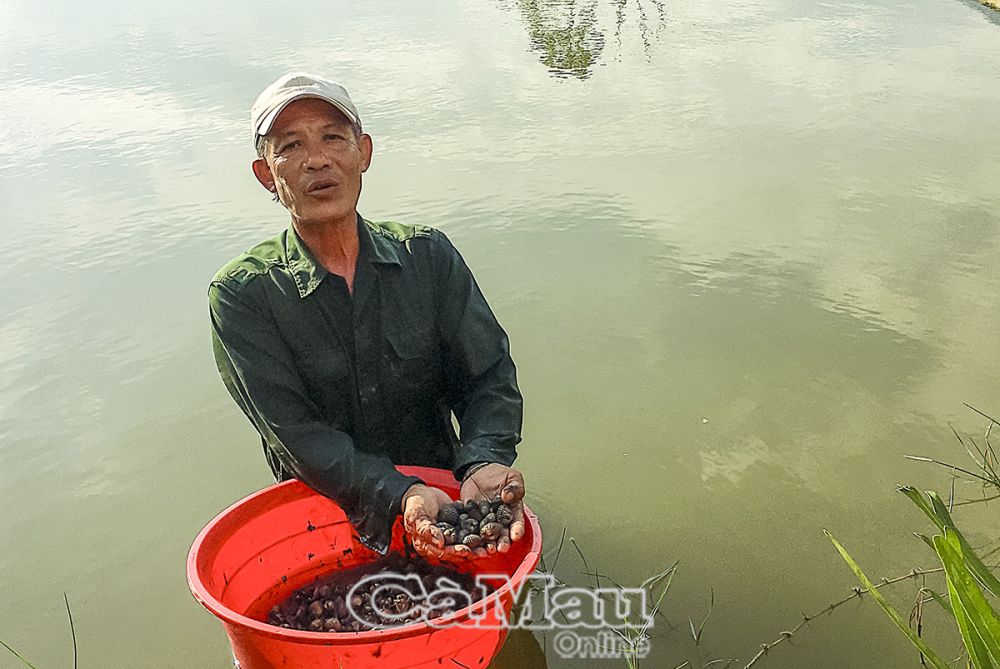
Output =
[{"x1": 187, "y1": 466, "x2": 542, "y2": 668}]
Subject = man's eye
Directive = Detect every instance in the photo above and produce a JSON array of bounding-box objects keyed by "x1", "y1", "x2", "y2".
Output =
[
  {"x1": 325, "y1": 134, "x2": 346, "y2": 142},
  {"x1": 279, "y1": 141, "x2": 301, "y2": 153}
]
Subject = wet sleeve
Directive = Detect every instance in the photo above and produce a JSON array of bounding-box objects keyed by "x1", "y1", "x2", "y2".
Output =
[
  {"x1": 208, "y1": 277, "x2": 421, "y2": 554},
  {"x1": 432, "y1": 232, "x2": 524, "y2": 481}
]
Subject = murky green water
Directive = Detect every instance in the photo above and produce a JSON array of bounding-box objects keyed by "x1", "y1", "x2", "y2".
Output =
[{"x1": 2, "y1": 0, "x2": 999, "y2": 666}]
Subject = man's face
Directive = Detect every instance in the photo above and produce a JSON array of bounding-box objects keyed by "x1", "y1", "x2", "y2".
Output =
[{"x1": 252, "y1": 98, "x2": 373, "y2": 226}]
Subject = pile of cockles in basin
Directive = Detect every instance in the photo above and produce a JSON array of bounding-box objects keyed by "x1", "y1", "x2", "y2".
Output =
[
  {"x1": 436, "y1": 497, "x2": 514, "y2": 549},
  {"x1": 266, "y1": 551, "x2": 491, "y2": 633}
]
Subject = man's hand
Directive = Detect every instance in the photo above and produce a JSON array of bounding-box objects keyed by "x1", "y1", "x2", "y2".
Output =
[
  {"x1": 460, "y1": 464, "x2": 526, "y2": 555},
  {"x1": 401, "y1": 483, "x2": 484, "y2": 560}
]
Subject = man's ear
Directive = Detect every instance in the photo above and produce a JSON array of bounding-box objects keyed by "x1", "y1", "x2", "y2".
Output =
[
  {"x1": 359, "y1": 133, "x2": 373, "y2": 173},
  {"x1": 252, "y1": 158, "x2": 276, "y2": 192}
]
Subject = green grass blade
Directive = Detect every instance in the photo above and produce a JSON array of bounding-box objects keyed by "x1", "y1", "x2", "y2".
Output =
[
  {"x1": 928, "y1": 491, "x2": 959, "y2": 530},
  {"x1": 935, "y1": 531, "x2": 1000, "y2": 663},
  {"x1": 0, "y1": 640, "x2": 40, "y2": 669},
  {"x1": 825, "y1": 530, "x2": 952, "y2": 669},
  {"x1": 945, "y1": 567, "x2": 994, "y2": 669},
  {"x1": 916, "y1": 533, "x2": 938, "y2": 552},
  {"x1": 638, "y1": 562, "x2": 676, "y2": 636},
  {"x1": 640, "y1": 561, "x2": 678, "y2": 592},
  {"x1": 925, "y1": 587, "x2": 955, "y2": 619},
  {"x1": 64, "y1": 592, "x2": 78, "y2": 669},
  {"x1": 690, "y1": 588, "x2": 715, "y2": 646},
  {"x1": 901, "y1": 487, "x2": 1000, "y2": 597},
  {"x1": 931, "y1": 494, "x2": 1000, "y2": 598},
  {"x1": 953, "y1": 537, "x2": 1000, "y2": 599},
  {"x1": 900, "y1": 485, "x2": 946, "y2": 533}
]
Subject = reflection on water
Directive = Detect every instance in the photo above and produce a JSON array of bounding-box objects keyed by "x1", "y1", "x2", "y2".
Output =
[
  {"x1": 963, "y1": 0, "x2": 1000, "y2": 24},
  {"x1": 507, "y1": 0, "x2": 667, "y2": 78},
  {"x1": 513, "y1": 0, "x2": 606, "y2": 78},
  {"x1": 613, "y1": 0, "x2": 669, "y2": 55}
]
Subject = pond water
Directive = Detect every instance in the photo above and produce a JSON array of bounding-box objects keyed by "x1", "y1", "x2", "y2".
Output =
[{"x1": 2, "y1": 0, "x2": 999, "y2": 667}]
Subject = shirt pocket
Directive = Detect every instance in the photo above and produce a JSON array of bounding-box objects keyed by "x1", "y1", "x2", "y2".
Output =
[
  {"x1": 295, "y1": 346, "x2": 354, "y2": 424},
  {"x1": 296, "y1": 345, "x2": 351, "y2": 386},
  {"x1": 384, "y1": 324, "x2": 440, "y2": 398}
]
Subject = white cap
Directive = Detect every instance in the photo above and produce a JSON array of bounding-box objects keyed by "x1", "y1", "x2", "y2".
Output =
[{"x1": 250, "y1": 72, "x2": 361, "y2": 146}]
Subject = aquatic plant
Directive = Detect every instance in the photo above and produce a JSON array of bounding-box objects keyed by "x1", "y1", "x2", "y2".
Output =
[
  {"x1": 826, "y1": 406, "x2": 1000, "y2": 668},
  {"x1": 905, "y1": 405, "x2": 1000, "y2": 506},
  {"x1": 0, "y1": 593, "x2": 77, "y2": 669},
  {"x1": 828, "y1": 486, "x2": 1000, "y2": 668},
  {"x1": 0, "y1": 640, "x2": 39, "y2": 669},
  {"x1": 532, "y1": 528, "x2": 732, "y2": 668},
  {"x1": 743, "y1": 406, "x2": 1000, "y2": 668}
]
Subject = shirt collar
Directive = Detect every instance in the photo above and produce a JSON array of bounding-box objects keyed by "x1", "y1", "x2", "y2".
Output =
[
  {"x1": 361, "y1": 216, "x2": 404, "y2": 267},
  {"x1": 286, "y1": 213, "x2": 402, "y2": 299}
]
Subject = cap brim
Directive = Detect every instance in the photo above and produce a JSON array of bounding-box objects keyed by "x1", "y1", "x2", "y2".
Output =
[{"x1": 255, "y1": 93, "x2": 359, "y2": 138}]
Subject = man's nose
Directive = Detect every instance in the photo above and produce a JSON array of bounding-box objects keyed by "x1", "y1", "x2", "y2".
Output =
[{"x1": 303, "y1": 145, "x2": 332, "y2": 170}]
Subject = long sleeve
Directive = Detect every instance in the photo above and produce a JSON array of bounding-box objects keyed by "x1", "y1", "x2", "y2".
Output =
[
  {"x1": 208, "y1": 277, "x2": 421, "y2": 554},
  {"x1": 433, "y1": 232, "x2": 524, "y2": 480}
]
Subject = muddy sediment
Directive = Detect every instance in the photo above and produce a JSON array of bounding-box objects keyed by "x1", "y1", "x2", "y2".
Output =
[{"x1": 265, "y1": 551, "x2": 491, "y2": 632}]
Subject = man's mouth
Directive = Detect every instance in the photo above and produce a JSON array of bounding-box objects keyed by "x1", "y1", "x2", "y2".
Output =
[{"x1": 306, "y1": 179, "x2": 338, "y2": 194}]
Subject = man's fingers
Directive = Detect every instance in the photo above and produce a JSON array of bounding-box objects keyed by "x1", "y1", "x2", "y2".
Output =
[
  {"x1": 413, "y1": 516, "x2": 431, "y2": 534},
  {"x1": 443, "y1": 544, "x2": 473, "y2": 561},
  {"x1": 415, "y1": 540, "x2": 472, "y2": 563},
  {"x1": 497, "y1": 528, "x2": 511, "y2": 554},
  {"x1": 500, "y1": 479, "x2": 524, "y2": 504},
  {"x1": 410, "y1": 511, "x2": 445, "y2": 549},
  {"x1": 413, "y1": 538, "x2": 446, "y2": 560},
  {"x1": 485, "y1": 541, "x2": 497, "y2": 555},
  {"x1": 508, "y1": 520, "x2": 525, "y2": 543},
  {"x1": 473, "y1": 546, "x2": 489, "y2": 558},
  {"x1": 509, "y1": 502, "x2": 525, "y2": 543}
]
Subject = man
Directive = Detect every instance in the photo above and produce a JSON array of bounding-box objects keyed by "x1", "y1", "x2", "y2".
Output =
[{"x1": 209, "y1": 72, "x2": 526, "y2": 560}]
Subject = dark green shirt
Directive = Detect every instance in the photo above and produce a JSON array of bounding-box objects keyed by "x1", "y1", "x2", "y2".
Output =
[{"x1": 208, "y1": 215, "x2": 522, "y2": 553}]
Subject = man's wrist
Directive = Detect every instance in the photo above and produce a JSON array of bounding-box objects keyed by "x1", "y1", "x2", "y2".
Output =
[
  {"x1": 461, "y1": 461, "x2": 491, "y2": 482},
  {"x1": 397, "y1": 479, "x2": 426, "y2": 514}
]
